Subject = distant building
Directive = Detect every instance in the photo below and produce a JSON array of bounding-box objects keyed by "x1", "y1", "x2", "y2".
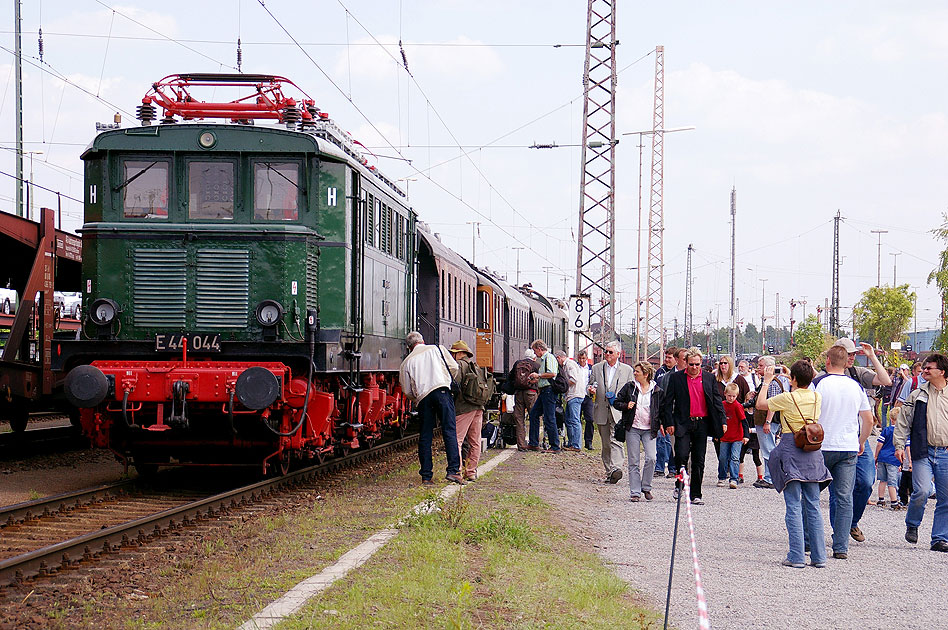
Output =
[{"x1": 906, "y1": 329, "x2": 940, "y2": 353}]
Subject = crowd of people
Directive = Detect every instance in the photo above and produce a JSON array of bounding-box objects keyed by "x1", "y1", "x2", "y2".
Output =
[{"x1": 398, "y1": 329, "x2": 948, "y2": 566}]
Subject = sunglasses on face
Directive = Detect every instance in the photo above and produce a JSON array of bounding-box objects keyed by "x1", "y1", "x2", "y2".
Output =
[
  {"x1": 688, "y1": 362, "x2": 701, "y2": 367},
  {"x1": 605, "y1": 350, "x2": 616, "y2": 355},
  {"x1": 718, "y1": 361, "x2": 728, "y2": 365}
]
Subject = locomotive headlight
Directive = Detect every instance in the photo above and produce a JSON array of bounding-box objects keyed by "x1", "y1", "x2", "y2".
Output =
[
  {"x1": 255, "y1": 300, "x2": 284, "y2": 326},
  {"x1": 90, "y1": 298, "x2": 119, "y2": 326},
  {"x1": 198, "y1": 131, "x2": 217, "y2": 149}
]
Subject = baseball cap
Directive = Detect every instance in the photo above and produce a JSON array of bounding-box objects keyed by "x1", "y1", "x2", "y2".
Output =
[
  {"x1": 899, "y1": 363, "x2": 909, "y2": 370},
  {"x1": 833, "y1": 338, "x2": 858, "y2": 353}
]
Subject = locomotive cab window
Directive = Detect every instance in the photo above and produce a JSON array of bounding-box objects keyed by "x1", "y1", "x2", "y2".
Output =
[
  {"x1": 188, "y1": 161, "x2": 235, "y2": 220},
  {"x1": 121, "y1": 159, "x2": 170, "y2": 219},
  {"x1": 254, "y1": 162, "x2": 300, "y2": 220}
]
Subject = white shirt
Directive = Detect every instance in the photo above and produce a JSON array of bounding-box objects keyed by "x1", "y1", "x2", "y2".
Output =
[
  {"x1": 564, "y1": 358, "x2": 588, "y2": 401},
  {"x1": 398, "y1": 344, "x2": 459, "y2": 403},
  {"x1": 605, "y1": 362, "x2": 618, "y2": 394},
  {"x1": 632, "y1": 381, "x2": 654, "y2": 430},
  {"x1": 814, "y1": 373, "x2": 871, "y2": 451}
]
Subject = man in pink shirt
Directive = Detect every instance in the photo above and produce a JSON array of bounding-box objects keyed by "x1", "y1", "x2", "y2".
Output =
[{"x1": 660, "y1": 347, "x2": 726, "y2": 504}]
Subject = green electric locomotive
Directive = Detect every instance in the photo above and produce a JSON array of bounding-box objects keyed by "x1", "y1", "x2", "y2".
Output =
[{"x1": 56, "y1": 74, "x2": 415, "y2": 475}]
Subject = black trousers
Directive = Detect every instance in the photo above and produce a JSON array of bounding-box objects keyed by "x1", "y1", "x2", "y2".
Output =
[
  {"x1": 898, "y1": 469, "x2": 913, "y2": 505},
  {"x1": 674, "y1": 418, "x2": 711, "y2": 499},
  {"x1": 582, "y1": 396, "x2": 595, "y2": 446}
]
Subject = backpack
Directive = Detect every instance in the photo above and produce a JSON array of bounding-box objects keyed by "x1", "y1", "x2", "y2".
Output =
[
  {"x1": 501, "y1": 422, "x2": 518, "y2": 446},
  {"x1": 481, "y1": 422, "x2": 500, "y2": 449},
  {"x1": 551, "y1": 367, "x2": 569, "y2": 394},
  {"x1": 461, "y1": 362, "x2": 496, "y2": 407},
  {"x1": 511, "y1": 359, "x2": 536, "y2": 390}
]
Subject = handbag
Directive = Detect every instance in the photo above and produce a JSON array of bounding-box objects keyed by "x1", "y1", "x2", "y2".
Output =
[
  {"x1": 437, "y1": 345, "x2": 461, "y2": 398},
  {"x1": 613, "y1": 418, "x2": 627, "y2": 443},
  {"x1": 789, "y1": 392, "x2": 823, "y2": 452}
]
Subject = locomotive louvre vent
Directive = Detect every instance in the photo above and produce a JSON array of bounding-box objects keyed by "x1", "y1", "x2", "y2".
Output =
[
  {"x1": 196, "y1": 249, "x2": 250, "y2": 328},
  {"x1": 133, "y1": 249, "x2": 188, "y2": 327},
  {"x1": 306, "y1": 247, "x2": 318, "y2": 310}
]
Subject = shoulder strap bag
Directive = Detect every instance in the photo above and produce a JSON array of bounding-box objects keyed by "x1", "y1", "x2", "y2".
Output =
[
  {"x1": 438, "y1": 346, "x2": 461, "y2": 398},
  {"x1": 789, "y1": 392, "x2": 823, "y2": 452}
]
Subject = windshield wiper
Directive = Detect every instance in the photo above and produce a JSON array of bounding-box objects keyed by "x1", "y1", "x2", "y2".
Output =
[{"x1": 113, "y1": 161, "x2": 160, "y2": 192}]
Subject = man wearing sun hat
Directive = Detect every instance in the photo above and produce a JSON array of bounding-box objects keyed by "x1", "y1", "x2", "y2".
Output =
[{"x1": 450, "y1": 340, "x2": 488, "y2": 481}]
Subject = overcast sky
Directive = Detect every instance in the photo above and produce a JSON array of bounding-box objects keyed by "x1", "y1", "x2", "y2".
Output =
[{"x1": 2, "y1": 1, "x2": 946, "y2": 335}]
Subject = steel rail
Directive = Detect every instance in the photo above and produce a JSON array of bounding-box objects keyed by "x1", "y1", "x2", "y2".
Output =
[
  {"x1": 0, "y1": 425, "x2": 81, "y2": 450},
  {"x1": 0, "y1": 433, "x2": 418, "y2": 586},
  {"x1": 0, "y1": 479, "x2": 136, "y2": 527}
]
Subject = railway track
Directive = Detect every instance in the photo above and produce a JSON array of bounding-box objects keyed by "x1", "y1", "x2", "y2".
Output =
[
  {"x1": 0, "y1": 425, "x2": 82, "y2": 453},
  {"x1": 0, "y1": 433, "x2": 419, "y2": 587}
]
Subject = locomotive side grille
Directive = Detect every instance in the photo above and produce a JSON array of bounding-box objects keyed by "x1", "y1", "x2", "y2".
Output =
[
  {"x1": 306, "y1": 246, "x2": 317, "y2": 310},
  {"x1": 133, "y1": 249, "x2": 187, "y2": 327},
  {"x1": 196, "y1": 249, "x2": 250, "y2": 328}
]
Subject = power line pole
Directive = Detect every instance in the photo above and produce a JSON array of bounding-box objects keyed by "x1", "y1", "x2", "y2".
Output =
[
  {"x1": 644, "y1": 45, "x2": 665, "y2": 364},
  {"x1": 871, "y1": 229, "x2": 888, "y2": 288},
  {"x1": 831, "y1": 210, "x2": 842, "y2": 336},
  {"x1": 512, "y1": 247, "x2": 524, "y2": 286},
  {"x1": 760, "y1": 278, "x2": 768, "y2": 354},
  {"x1": 574, "y1": 0, "x2": 618, "y2": 355},
  {"x1": 891, "y1": 252, "x2": 901, "y2": 286},
  {"x1": 729, "y1": 187, "x2": 737, "y2": 356},
  {"x1": 685, "y1": 243, "x2": 694, "y2": 347},
  {"x1": 466, "y1": 221, "x2": 480, "y2": 265},
  {"x1": 15, "y1": 0, "x2": 24, "y2": 217},
  {"x1": 775, "y1": 292, "x2": 781, "y2": 351}
]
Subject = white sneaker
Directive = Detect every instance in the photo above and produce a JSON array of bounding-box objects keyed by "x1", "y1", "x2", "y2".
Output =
[
  {"x1": 716, "y1": 479, "x2": 726, "y2": 487},
  {"x1": 729, "y1": 480, "x2": 738, "y2": 489}
]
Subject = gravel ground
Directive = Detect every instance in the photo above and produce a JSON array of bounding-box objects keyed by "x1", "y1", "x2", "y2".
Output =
[
  {"x1": 514, "y1": 441, "x2": 948, "y2": 630},
  {"x1": 0, "y1": 446, "x2": 127, "y2": 505}
]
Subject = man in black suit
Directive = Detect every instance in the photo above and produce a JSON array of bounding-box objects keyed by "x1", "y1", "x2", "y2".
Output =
[{"x1": 661, "y1": 347, "x2": 726, "y2": 504}]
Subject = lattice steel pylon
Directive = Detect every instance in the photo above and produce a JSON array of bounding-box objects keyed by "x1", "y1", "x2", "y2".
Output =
[
  {"x1": 685, "y1": 243, "x2": 693, "y2": 346},
  {"x1": 643, "y1": 46, "x2": 665, "y2": 363},
  {"x1": 574, "y1": 0, "x2": 618, "y2": 355}
]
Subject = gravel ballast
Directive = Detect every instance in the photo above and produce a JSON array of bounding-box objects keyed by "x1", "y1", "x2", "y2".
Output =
[{"x1": 517, "y1": 443, "x2": 948, "y2": 630}]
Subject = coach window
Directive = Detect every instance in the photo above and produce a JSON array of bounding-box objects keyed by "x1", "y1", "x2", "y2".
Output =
[
  {"x1": 441, "y1": 270, "x2": 445, "y2": 317},
  {"x1": 121, "y1": 159, "x2": 170, "y2": 219},
  {"x1": 254, "y1": 162, "x2": 299, "y2": 221},
  {"x1": 188, "y1": 161, "x2": 234, "y2": 219}
]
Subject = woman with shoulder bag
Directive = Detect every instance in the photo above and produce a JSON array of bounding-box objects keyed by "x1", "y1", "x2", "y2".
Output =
[
  {"x1": 755, "y1": 360, "x2": 833, "y2": 568},
  {"x1": 613, "y1": 362, "x2": 664, "y2": 502}
]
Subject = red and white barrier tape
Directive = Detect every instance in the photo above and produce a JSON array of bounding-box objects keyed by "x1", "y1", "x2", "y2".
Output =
[{"x1": 680, "y1": 469, "x2": 711, "y2": 630}]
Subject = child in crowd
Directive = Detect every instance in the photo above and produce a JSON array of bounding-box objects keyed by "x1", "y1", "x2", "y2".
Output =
[
  {"x1": 898, "y1": 436, "x2": 913, "y2": 507},
  {"x1": 717, "y1": 382, "x2": 747, "y2": 489},
  {"x1": 874, "y1": 422, "x2": 902, "y2": 509}
]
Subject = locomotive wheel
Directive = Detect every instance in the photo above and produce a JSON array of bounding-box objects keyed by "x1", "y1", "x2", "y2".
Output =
[
  {"x1": 7, "y1": 401, "x2": 29, "y2": 433},
  {"x1": 134, "y1": 461, "x2": 159, "y2": 478}
]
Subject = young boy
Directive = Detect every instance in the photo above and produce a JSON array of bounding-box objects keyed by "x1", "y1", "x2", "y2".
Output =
[
  {"x1": 874, "y1": 423, "x2": 902, "y2": 509},
  {"x1": 717, "y1": 382, "x2": 748, "y2": 489}
]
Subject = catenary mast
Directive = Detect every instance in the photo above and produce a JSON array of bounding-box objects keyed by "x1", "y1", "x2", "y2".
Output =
[{"x1": 573, "y1": 0, "x2": 618, "y2": 356}]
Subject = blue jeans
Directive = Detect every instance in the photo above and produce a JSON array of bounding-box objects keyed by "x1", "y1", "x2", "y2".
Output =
[
  {"x1": 851, "y1": 441, "x2": 875, "y2": 528},
  {"x1": 417, "y1": 388, "x2": 461, "y2": 480},
  {"x1": 906, "y1": 446, "x2": 948, "y2": 545},
  {"x1": 529, "y1": 386, "x2": 560, "y2": 450},
  {"x1": 757, "y1": 422, "x2": 780, "y2": 483},
  {"x1": 823, "y1": 450, "x2": 858, "y2": 554},
  {"x1": 655, "y1": 434, "x2": 672, "y2": 473},
  {"x1": 565, "y1": 397, "x2": 583, "y2": 449},
  {"x1": 718, "y1": 441, "x2": 741, "y2": 482},
  {"x1": 784, "y1": 480, "x2": 827, "y2": 565}
]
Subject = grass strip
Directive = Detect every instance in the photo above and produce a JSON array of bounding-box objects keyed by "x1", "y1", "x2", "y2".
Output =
[{"x1": 279, "y1": 467, "x2": 660, "y2": 629}]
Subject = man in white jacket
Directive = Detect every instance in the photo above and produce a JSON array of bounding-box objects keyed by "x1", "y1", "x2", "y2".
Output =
[{"x1": 399, "y1": 331, "x2": 465, "y2": 485}]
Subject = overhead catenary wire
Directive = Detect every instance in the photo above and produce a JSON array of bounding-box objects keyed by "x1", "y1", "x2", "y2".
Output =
[{"x1": 255, "y1": 0, "x2": 573, "y2": 276}]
